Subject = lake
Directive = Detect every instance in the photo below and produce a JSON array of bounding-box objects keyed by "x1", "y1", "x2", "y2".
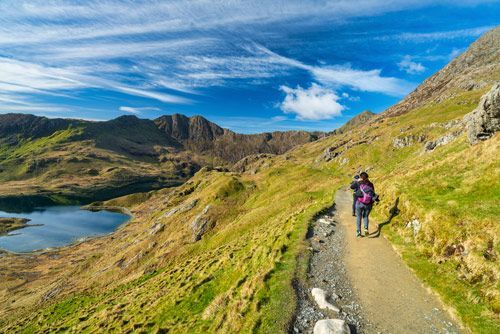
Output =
[{"x1": 0, "y1": 206, "x2": 130, "y2": 253}]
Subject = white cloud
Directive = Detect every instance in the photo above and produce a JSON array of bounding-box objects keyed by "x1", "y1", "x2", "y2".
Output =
[
  {"x1": 250, "y1": 44, "x2": 414, "y2": 96},
  {"x1": 280, "y1": 84, "x2": 344, "y2": 120},
  {"x1": 119, "y1": 106, "x2": 160, "y2": 114},
  {"x1": 397, "y1": 55, "x2": 426, "y2": 74},
  {"x1": 386, "y1": 25, "x2": 493, "y2": 42},
  {"x1": 0, "y1": 57, "x2": 193, "y2": 105},
  {"x1": 342, "y1": 92, "x2": 360, "y2": 101},
  {"x1": 271, "y1": 115, "x2": 288, "y2": 121}
]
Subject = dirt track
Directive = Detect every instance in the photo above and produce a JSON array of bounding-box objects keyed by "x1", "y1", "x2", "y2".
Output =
[
  {"x1": 337, "y1": 189, "x2": 461, "y2": 333},
  {"x1": 293, "y1": 190, "x2": 462, "y2": 334}
]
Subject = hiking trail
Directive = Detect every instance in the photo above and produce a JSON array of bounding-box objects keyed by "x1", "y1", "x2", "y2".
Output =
[{"x1": 293, "y1": 189, "x2": 462, "y2": 334}]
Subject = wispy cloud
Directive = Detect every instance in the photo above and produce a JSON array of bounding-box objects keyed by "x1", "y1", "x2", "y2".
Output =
[
  {"x1": 0, "y1": 0, "x2": 494, "y2": 120},
  {"x1": 119, "y1": 106, "x2": 161, "y2": 114},
  {"x1": 398, "y1": 55, "x2": 426, "y2": 74},
  {"x1": 380, "y1": 25, "x2": 494, "y2": 42},
  {"x1": 250, "y1": 44, "x2": 414, "y2": 96},
  {"x1": 0, "y1": 57, "x2": 193, "y2": 105}
]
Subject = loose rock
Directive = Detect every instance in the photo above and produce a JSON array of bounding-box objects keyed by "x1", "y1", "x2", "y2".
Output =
[
  {"x1": 312, "y1": 288, "x2": 340, "y2": 312},
  {"x1": 313, "y1": 319, "x2": 351, "y2": 334}
]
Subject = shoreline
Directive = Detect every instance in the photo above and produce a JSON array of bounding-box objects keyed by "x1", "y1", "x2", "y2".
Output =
[
  {"x1": 0, "y1": 205, "x2": 133, "y2": 256},
  {"x1": 0, "y1": 217, "x2": 32, "y2": 236}
]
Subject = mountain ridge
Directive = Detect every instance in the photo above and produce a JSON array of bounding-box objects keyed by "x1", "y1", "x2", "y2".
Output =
[{"x1": 383, "y1": 26, "x2": 499, "y2": 117}]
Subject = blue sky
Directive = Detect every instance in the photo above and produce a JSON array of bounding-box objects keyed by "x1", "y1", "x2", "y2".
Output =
[{"x1": 0, "y1": 1, "x2": 498, "y2": 133}]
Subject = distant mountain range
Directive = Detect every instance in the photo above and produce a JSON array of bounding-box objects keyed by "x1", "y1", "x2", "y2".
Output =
[
  {"x1": 0, "y1": 113, "x2": 323, "y2": 162},
  {"x1": 0, "y1": 112, "x2": 325, "y2": 206}
]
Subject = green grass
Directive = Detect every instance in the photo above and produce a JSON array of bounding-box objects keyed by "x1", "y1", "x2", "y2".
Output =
[
  {"x1": 0, "y1": 127, "x2": 83, "y2": 180},
  {"x1": 385, "y1": 229, "x2": 499, "y2": 334}
]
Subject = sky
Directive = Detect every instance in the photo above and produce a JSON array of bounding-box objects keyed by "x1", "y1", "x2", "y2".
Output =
[{"x1": 0, "y1": 1, "x2": 498, "y2": 133}]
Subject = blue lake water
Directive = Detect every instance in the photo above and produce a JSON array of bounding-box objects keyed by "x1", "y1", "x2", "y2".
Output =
[{"x1": 0, "y1": 206, "x2": 129, "y2": 253}]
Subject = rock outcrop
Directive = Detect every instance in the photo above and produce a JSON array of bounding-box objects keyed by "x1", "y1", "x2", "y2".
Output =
[
  {"x1": 232, "y1": 154, "x2": 275, "y2": 173},
  {"x1": 463, "y1": 83, "x2": 500, "y2": 144},
  {"x1": 424, "y1": 131, "x2": 462, "y2": 152},
  {"x1": 190, "y1": 205, "x2": 213, "y2": 241},
  {"x1": 392, "y1": 134, "x2": 426, "y2": 149}
]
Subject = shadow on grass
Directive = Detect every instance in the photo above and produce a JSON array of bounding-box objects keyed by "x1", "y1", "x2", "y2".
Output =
[{"x1": 369, "y1": 197, "x2": 399, "y2": 238}]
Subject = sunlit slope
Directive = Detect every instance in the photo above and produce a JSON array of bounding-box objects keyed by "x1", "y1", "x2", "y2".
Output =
[{"x1": 0, "y1": 158, "x2": 340, "y2": 333}]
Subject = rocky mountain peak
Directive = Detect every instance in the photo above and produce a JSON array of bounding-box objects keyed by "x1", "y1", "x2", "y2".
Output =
[
  {"x1": 154, "y1": 114, "x2": 225, "y2": 142},
  {"x1": 383, "y1": 27, "x2": 500, "y2": 117}
]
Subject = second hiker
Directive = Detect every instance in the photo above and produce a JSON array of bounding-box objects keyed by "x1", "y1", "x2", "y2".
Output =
[{"x1": 354, "y1": 172, "x2": 379, "y2": 237}]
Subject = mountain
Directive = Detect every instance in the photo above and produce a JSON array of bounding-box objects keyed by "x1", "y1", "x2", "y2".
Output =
[
  {"x1": 0, "y1": 113, "x2": 78, "y2": 144},
  {"x1": 384, "y1": 27, "x2": 499, "y2": 117},
  {"x1": 155, "y1": 114, "x2": 323, "y2": 162},
  {"x1": 0, "y1": 28, "x2": 498, "y2": 333},
  {"x1": 332, "y1": 110, "x2": 375, "y2": 134},
  {"x1": 0, "y1": 113, "x2": 321, "y2": 207},
  {"x1": 155, "y1": 114, "x2": 226, "y2": 144}
]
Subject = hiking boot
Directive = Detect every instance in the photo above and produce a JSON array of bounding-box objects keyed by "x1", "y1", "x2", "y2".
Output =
[
  {"x1": 356, "y1": 231, "x2": 362, "y2": 238},
  {"x1": 364, "y1": 228, "x2": 369, "y2": 237}
]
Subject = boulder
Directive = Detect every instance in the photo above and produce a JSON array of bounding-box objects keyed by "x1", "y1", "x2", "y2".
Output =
[
  {"x1": 191, "y1": 205, "x2": 213, "y2": 241},
  {"x1": 313, "y1": 319, "x2": 351, "y2": 334},
  {"x1": 463, "y1": 83, "x2": 500, "y2": 144},
  {"x1": 311, "y1": 288, "x2": 340, "y2": 312}
]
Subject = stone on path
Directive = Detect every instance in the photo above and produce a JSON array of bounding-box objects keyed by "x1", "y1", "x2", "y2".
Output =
[
  {"x1": 311, "y1": 288, "x2": 340, "y2": 312},
  {"x1": 313, "y1": 319, "x2": 351, "y2": 334}
]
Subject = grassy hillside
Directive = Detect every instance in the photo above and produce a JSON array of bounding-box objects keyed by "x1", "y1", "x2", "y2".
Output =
[
  {"x1": 1, "y1": 82, "x2": 498, "y2": 333},
  {"x1": 0, "y1": 128, "x2": 184, "y2": 208},
  {"x1": 0, "y1": 158, "x2": 340, "y2": 333}
]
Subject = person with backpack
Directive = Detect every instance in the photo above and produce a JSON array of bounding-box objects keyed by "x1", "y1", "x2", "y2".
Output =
[
  {"x1": 350, "y1": 175, "x2": 360, "y2": 216},
  {"x1": 355, "y1": 172, "x2": 379, "y2": 237}
]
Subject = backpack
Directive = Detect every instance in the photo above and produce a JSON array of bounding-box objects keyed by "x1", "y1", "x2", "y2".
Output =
[{"x1": 358, "y1": 183, "x2": 374, "y2": 204}]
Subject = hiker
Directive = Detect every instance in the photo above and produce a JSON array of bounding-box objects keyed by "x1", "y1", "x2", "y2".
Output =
[
  {"x1": 354, "y1": 172, "x2": 379, "y2": 237},
  {"x1": 349, "y1": 175, "x2": 360, "y2": 216}
]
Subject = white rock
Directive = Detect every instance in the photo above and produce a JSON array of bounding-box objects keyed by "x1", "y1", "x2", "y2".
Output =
[
  {"x1": 311, "y1": 288, "x2": 340, "y2": 312},
  {"x1": 318, "y1": 218, "x2": 331, "y2": 225},
  {"x1": 313, "y1": 319, "x2": 351, "y2": 334}
]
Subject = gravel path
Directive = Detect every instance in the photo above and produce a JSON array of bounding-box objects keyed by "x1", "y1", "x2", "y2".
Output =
[
  {"x1": 292, "y1": 190, "x2": 462, "y2": 334},
  {"x1": 293, "y1": 205, "x2": 370, "y2": 333}
]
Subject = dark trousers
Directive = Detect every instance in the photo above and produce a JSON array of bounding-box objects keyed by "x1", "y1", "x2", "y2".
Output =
[
  {"x1": 352, "y1": 195, "x2": 357, "y2": 215},
  {"x1": 355, "y1": 202, "x2": 372, "y2": 233}
]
